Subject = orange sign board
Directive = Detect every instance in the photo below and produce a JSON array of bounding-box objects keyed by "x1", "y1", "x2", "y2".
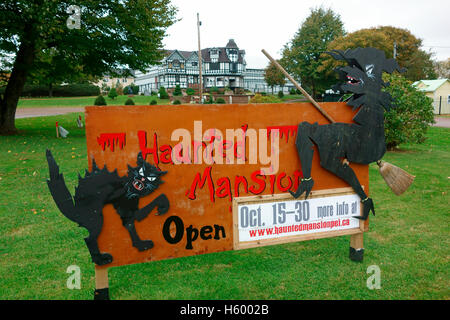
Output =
[{"x1": 85, "y1": 103, "x2": 369, "y2": 268}]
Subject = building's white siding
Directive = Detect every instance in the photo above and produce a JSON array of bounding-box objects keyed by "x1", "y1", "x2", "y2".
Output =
[{"x1": 134, "y1": 40, "x2": 292, "y2": 94}]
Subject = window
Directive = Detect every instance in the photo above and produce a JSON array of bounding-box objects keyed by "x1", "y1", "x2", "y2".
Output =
[
  {"x1": 210, "y1": 62, "x2": 219, "y2": 71},
  {"x1": 228, "y1": 49, "x2": 238, "y2": 62},
  {"x1": 448, "y1": 95, "x2": 450, "y2": 104},
  {"x1": 210, "y1": 49, "x2": 219, "y2": 63}
]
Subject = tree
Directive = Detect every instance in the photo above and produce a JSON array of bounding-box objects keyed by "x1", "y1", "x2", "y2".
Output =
[
  {"x1": 124, "y1": 83, "x2": 139, "y2": 95},
  {"x1": 173, "y1": 84, "x2": 182, "y2": 96},
  {"x1": 108, "y1": 87, "x2": 118, "y2": 100},
  {"x1": 281, "y1": 7, "x2": 345, "y2": 99},
  {"x1": 158, "y1": 86, "x2": 169, "y2": 99},
  {"x1": 264, "y1": 60, "x2": 286, "y2": 94},
  {"x1": 117, "y1": 83, "x2": 125, "y2": 95},
  {"x1": 0, "y1": 0, "x2": 177, "y2": 134},
  {"x1": 27, "y1": 48, "x2": 92, "y2": 97},
  {"x1": 434, "y1": 58, "x2": 450, "y2": 79},
  {"x1": 94, "y1": 95, "x2": 107, "y2": 106},
  {"x1": 383, "y1": 73, "x2": 435, "y2": 149},
  {"x1": 322, "y1": 26, "x2": 437, "y2": 82}
]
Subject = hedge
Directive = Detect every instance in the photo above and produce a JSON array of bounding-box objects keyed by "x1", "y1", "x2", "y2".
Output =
[{"x1": 0, "y1": 83, "x2": 100, "y2": 97}]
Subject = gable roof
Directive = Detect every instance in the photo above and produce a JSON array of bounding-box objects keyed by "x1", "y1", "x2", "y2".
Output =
[
  {"x1": 165, "y1": 50, "x2": 190, "y2": 61},
  {"x1": 164, "y1": 39, "x2": 245, "y2": 64},
  {"x1": 201, "y1": 47, "x2": 244, "y2": 63},
  {"x1": 186, "y1": 51, "x2": 198, "y2": 61},
  {"x1": 413, "y1": 79, "x2": 449, "y2": 92}
]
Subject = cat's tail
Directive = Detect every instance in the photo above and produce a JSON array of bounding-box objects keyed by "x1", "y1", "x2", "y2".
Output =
[{"x1": 46, "y1": 149, "x2": 79, "y2": 223}]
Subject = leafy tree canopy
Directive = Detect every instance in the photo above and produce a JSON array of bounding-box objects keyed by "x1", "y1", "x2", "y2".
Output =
[
  {"x1": 108, "y1": 87, "x2": 118, "y2": 100},
  {"x1": 383, "y1": 73, "x2": 435, "y2": 149},
  {"x1": 27, "y1": 48, "x2": 92, "y2": 96},
  {"x1": 264, "y1": 60, "x2": 286, "y2": 94},
  {"x1": 322, "y1": 26, "x2": 437, "y2": 82},
  {"x1": 0, "y1": 0, "x2": 178, "y2": 134},
  {"x1": 281, "y1": 7, "x2": 345, "y2": 99},
  {"x1": 434, "y1": 58, "x2": 450, "y2": 79}
]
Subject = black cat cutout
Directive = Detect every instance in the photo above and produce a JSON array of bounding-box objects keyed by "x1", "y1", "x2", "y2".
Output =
[
  {"x1": 290, "y1": 47, "x2": 404, "y2": 220},
  {"x1": 46, "y1": 150, "x2": 169, "y2": 265}
]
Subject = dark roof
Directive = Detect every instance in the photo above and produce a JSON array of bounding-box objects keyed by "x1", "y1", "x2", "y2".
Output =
[
  {"x1": 201, "y1": 48, "x2": 210, "y2": 62},
  {"x1": 165, "y1": 40, "x2": 245, "y2": 64},
  {"x1": 107, "y1": 68, "x2": 135, "y2": 77},
  {"x1": 226, "y1": 39, "x2": 238, "y2": 49},
  {"x1": 164, "y1": 50, "x2": 194, "y2": 60}
]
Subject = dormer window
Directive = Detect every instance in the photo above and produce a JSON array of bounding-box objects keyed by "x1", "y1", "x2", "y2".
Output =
[
  {"x1": 210, "y1": 49, "x2": 219, "y2": 63},
  {"x1": 227, "y1": 49, "x2": 238, "y2": 62}
]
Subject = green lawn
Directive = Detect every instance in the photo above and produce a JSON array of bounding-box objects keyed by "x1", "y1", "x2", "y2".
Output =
[
  {"x1": 0, "y1": 113, "x2": 448, "y2": 300},
  {"x1": 17, "y1": 95, "x2": 170, "y2": 108}
]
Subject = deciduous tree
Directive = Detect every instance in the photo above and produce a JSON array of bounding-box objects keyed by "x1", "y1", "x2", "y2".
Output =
[
  {"x1": 27, "y1": 48, "x2": 89, "y2": 97},
  {"x1": 322, "y1": 26, "x2": 436, "y2": 82},
  {"x1": 281, "y1": 7, "x2": 345, "y2": 99},
  {"x1": 264, "y1": 60, "x2": 285, "y2": 94},
  {"x1": 0, "y1": 0, "x2": 177, "y2": 134},
  {"x1": 383, "y1": 73, "x2": 435, "y2": 149},
  {"x1": 434, "y1": 58, "x2": 450, "y2": 79}
]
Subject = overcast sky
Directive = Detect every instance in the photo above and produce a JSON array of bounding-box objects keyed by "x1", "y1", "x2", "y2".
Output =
[{"x1": 163, "y1": 0, "x2": 450, "y2": 69}]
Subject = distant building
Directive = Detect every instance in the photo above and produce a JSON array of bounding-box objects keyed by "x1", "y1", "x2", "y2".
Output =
[
  {"x1": 94, "y1": 69, "x2": 135, "y2": 92},
  {"x1": 243, "y1": 68, "x2": 268, "y2": 93},
  {"x1": 413, "y1": 79, "x2": 450, "y2": 114},
  {"x1": 134, "y1": 39, "x2": 292, "y2": 94}
]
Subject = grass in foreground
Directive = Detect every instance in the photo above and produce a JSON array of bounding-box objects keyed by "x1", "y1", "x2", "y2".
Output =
[
  {"x1": 0, "y1": 113, "x2": 448, "y2": 299},
  {"x1": 17, "y1": 95, "x2": 170, "y2": 108}
]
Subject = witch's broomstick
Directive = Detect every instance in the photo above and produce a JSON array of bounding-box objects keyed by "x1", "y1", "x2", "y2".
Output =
[{"x1": 261, "y1": 49, "x2": 415, "y2": 196}]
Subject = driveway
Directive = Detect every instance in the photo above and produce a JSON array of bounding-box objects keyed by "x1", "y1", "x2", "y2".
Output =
[
  {"x1": 14, "y1": 108, "x2": 450, "y2": 129},
  {"x1": 434, "y1": 116, "x2": 450, "y2": 128},
  {"x1": 15, "y1": 107, "x2": 85, "y2": 119}
]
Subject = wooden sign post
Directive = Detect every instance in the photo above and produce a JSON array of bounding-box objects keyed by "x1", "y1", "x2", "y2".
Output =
[{"x1": 81, "y1": 102, "x2": 369, "y2": 299}]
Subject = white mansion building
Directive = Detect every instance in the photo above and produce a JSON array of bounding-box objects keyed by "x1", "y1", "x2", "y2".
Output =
[{"x1": 135, "y1": 39, "x2": 292, "y2": 94}]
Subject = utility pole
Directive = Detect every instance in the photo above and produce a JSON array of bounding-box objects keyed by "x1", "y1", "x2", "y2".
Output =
[{"x1": 197, "y1": 13, "x2": 203, "y2": 103}]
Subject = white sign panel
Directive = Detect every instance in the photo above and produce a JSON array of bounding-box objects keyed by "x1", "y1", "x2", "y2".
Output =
[{"x1": 233, "y1": 188, "x2": 363, "y2": 248}]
